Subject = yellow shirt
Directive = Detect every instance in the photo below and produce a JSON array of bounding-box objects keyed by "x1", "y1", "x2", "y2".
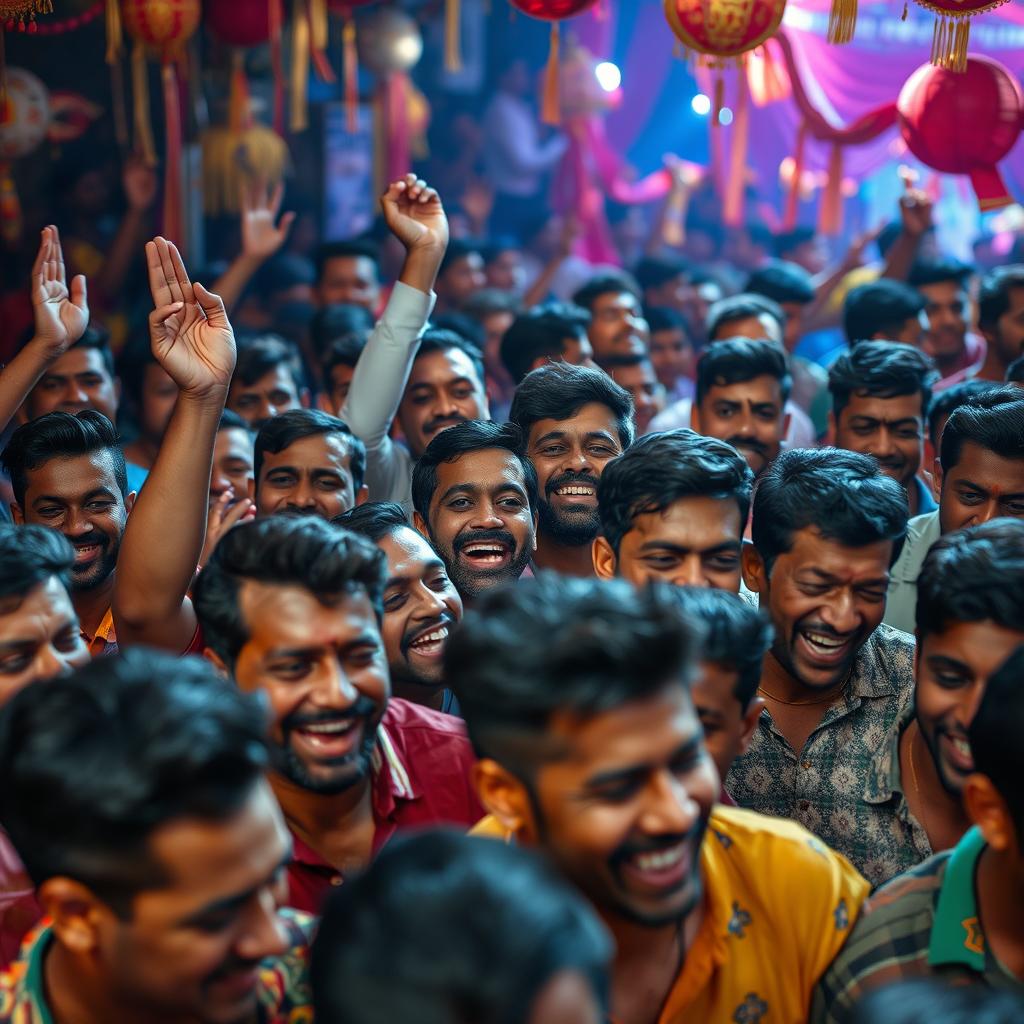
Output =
[{"x1": 472, "y1": 806, "x2": 869, "y2": 1024}]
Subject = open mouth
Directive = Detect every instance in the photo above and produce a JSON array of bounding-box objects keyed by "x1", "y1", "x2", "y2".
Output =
[
  {"x1": 797, "y1": 628, "x2": 854, "y2": 666},
  {"x1": 292, "y1": 717, "x2": 364, "y2": 760},
  {"x1": 459, "y1": 539, "x2": 513, "y2": 571},
  {"x1": 618, "y1": 840, "x2": 692, "y2": 893},
  {"x1": 941, "y1": 732, "x2": 974, "y2": 773},
  {"x1": 408, "y1": 624, "x2": 450, "y2": 659},
  {"x1": 72, "y1": 541, "x2": 103, "y2": 566}
]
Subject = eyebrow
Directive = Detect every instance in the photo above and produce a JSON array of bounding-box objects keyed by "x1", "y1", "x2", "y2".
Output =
[
  {"x1": 848, "y1": 415, "x2": 920, "y2": 427},
  {"x1": 32, "y1": 487, "x2": 116, "y2": 507},
  {"x1": 925, "y1": 653, "x2": 971, "y2": 674},
  {"x1": 952, "y1": 477, "x2": 1024, "y2": 500},
  {"x1": 409, "y1": 376, "x2": 475, "y2": 390},
  {"x1": 533, "y1": 429, "x2": 617, "y2": 447},
  {"x1": 264, "y1": 633, "x2": 380, "y2": 659},
  {"x1": 386, "y1": 559, "x2": 447, "y2": 589},
  {"x1": 437, "y1": 481, "x2": 528, "y2": 504},
  {"x1": 799, "y1": 567, "x2": 889, "y2": 587},
  {"x1": 181, "y1": 850, "x2": 293, "y2": 924},
  {"x1": 638, "y1": 540, "x2": 741, "y2": 556},
  {"x1": 583, "y1": 735, "x2": 703, "y2": 790}
]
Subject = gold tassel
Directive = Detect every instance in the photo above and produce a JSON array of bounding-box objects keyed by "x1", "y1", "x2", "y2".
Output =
[
  {"x1": 901, "y1": 1, "x2": 908, "y2": 20},
  {"x1": 105, "y1": 0, "x2": 121, "y2": 63},
  {"x1": 290, "y1": 4, "x2": 311, "y2": 133},
  {"x1": 827, "y1": 0, "x2": 857, "y2": 44},
  {"x1": 310, "y1": 0, "x2": 328, "y2": 53},
  {"x1": 948, "y1": 17, "x2": 970, "y2": 72},
  {"x1": 541, "y1": 22, "x2": 560, "y2": 127},
  {"x1": 445, "y1": 0, "x2": 462, "y2": 73},
  {"x1": 131, "y1": 42, "x2": 157, "y2": 166},
  {"x1": 931, "y1": 15, "x2": 948, "y2": 66}
]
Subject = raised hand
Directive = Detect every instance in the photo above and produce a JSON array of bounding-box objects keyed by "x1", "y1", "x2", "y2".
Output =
[
  {"x1": 241, "y1": 180, "x2": 296, "y2": 262},
  {"x1": 123, "y1": 156, "x2": 159, "y2": 212},
  {"x1": 146, "y1": 236, "x2": 237, "y2": 399},
  {"x1": 31, "y1": 225, "x2": 89, "y2": 356},
  {"x1": 200, "y1": 489, "x2": 255, "y2": 568},
  {"x1": 380, "y1": 173, "x2": 449, "y2": 254}
]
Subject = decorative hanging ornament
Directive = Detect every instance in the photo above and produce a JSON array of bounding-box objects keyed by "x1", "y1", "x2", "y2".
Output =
[
  {"x1": 357, "y1": 6, "x2": 423, "y2": 76},
  {"x1": 325, "y1": 1, "x2": 375, "y2": 133},
  {"x1": 508, "y1": 0, "x2": 601, "y2": 126},
  {"x1": 910, "y1": 0, "x2": 1010, "y2": 73},
  {"x1": 897, "y1": 55, "x2": 1022, "y2": 211},
  {"x1": 663, "y1": 0, "x2": 787, "y2": 64}
]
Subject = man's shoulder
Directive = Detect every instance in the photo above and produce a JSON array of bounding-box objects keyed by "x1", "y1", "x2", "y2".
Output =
[
  {"x1": 894, "y1": 511, "x2": 942, "y2": 571},
  {"x1": 861, "y1": 623, "x2": 917, "y2": 687},
  {"x1": 383, "y1": 697, "x2": 472, "y2": 744}
]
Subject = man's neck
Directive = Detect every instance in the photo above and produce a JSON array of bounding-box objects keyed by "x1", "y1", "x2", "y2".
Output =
[
  {"x1": 898, "y1": 720, "x2": 970, "y2": 851},
  {"x1": 976, "y1": 844, "x2": 1024, "y2": 980},
  {"x1": 270, "y1": 771, "x2": 373, "y2": 846},
  {"x1": 905, "y1": 477, "x2": 920, "y2": 518},
  {"x1": 533, "y1": 532, "x2": 596, "y2": 578},
  {"x1": 73, "y1": 574, "x2": 116, "y2": 640},
  {"x1": 392, "y1": 680, "x2": 444, "y2": 712},
  {"x1": 759, "y1": 648, "x2": 850, "y2": 705},
  {"x1": 975, "y1": 351, "x2": 1009, "y2": 383}
]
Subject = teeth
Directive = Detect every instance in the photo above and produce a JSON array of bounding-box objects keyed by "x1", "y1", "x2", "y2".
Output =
[
  {"x1": 301, "y1": 720, "x2": 355, "y2": 735},
  {"x1": 412, "y1": 628, "x2": 449, "y2": 648},
  {"x1": 952, "y1": 737, "x2": 972, "y2": 757},
  {"x1": 465, "y1": 545, "x2": 504, "y2": 555},
  {"x1": 557, "y1": 486, "x2": 595, "y2": 496},
  {"x1": 632, "y1": 845, "x2": 686, "y2": 871},
  {"x1": 804, "y1": 631, "x2": 845, "y2": 649}
]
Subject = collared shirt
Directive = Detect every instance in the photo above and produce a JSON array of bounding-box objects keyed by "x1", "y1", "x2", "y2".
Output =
[
  {"x1": 811, "y1": 827, "x2": 1022, "y2": 1023},
  {"x1": 0, "y1": 833, "x2": 37, "y2": 971},
  {"x1": 0, "y1": 912, "x2": 316, "y2": 1022},
  {"x1": 932, "y1": 333, "x2": 987, "y2": 393},
  {"x1": 726, "y1": 624, "x2": 918, "y2": 888},
  {"x1": 912, "y1": 475, "x2": 939, "y2": 517},
  {"x1": 286, "y1": 697, "x2": 483, "y2": 913},
  {"x1": 884, "y1": 509, "x2": 942, "y2": 634},
  {"x1": 80, "y1": 607, "x2": 117, "y2": 658}
]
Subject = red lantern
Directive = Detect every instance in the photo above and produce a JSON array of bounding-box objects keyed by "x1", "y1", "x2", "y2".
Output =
[
  {"x1": 911, "y1": 0, "x2": 1010, "y2": 72},
  {"x1": 121, "y1": 0, "x2": 198, "y2": 54},
  {"x1": 205, "y1": 0, "x2": 272, "y2": 47},
  {"x1": 663, "y1": 0, "x2": 787, "y2": 61},
  {"x1": 898, "y1": 55, "x2": 1022, "y2": 211}
]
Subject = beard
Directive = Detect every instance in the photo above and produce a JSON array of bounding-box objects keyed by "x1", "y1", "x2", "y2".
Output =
[
  {"x1": 538, "y1": 471, "x2": 602, "y2": 547},
  {"x1": 68, "y1": 531, "x2": 120, "y2": 591}
]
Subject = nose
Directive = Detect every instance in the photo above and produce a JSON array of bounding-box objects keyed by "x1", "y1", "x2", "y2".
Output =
[
  {"x1": 310, "y1": 656, "x2": 360, "y2": 709},
  {"x1": 819, "y1": 588, "x2": 859, "y2": 635},
  {"x1": 972, "y1": 498, "x2": 1002, "y2": 526},
  {"x1": 34, "y1": 643, "x2": 65, "y2": 682},
  {"x1": 469, "y1": 501, "x2": 504, "y2": 530},
  {"x1": 210, "y1": 468, "x2": 231, "y2": 496},
  {"x1": 734, "y1": 409, "x2": 755, "y2": 437},
  {"x1": 66, "y1": 380, "x2": 90, "y2": 406},
  {"x1": 63, "y1": 507, "x2": 91, "y2": 537},
  {"x1": 412, "y1": 580, "x2": 449, "y2": 618},
  {"x1": 639, "y1": 768, "x2": 703, "y2": 838},
  {"x1": 234, "y1": 887, "x2": 290, "y2": 963},
  {"x1": 260, "y1": 399, "x2": 277, "y2": 423},
  {"x1": 672, "y1": 556, "x2": 710, "y2": 589},
  {"x1": 872, "y1": 426, "x2": 896, "y2": 458},
  {"x1": 287, "y1": 481, "x2": 318, "y2": 509}
]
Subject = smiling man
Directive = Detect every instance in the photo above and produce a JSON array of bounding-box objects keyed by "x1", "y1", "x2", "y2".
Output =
[
  {"x1": 572, "y1": 274, "x2": 647, "y2": 364},
  {"x1": 412, "y1": 421, "x2": 537, "y2": 601},
  {"x1": 727, "y1": 447, "x2": 916, "y2": 886}
]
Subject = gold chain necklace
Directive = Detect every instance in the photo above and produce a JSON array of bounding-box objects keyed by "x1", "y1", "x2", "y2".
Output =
[
  {"x1": 759, "y1": 671, "x2": 852, "y2": 707},
  {"x1": 907, "y1": 722, "x2": 934, "y2": 844}
]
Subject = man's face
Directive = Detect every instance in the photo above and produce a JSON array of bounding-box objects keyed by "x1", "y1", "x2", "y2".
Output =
[
  {"x1": 607, "y1": 361, "x2": 664, "y2": 435},
  {"x1": 14, "y1": 453, "x2": 132, "y2": 592},
  {"x1": 588, "y1": 292, "x2": 647, "y2": 362},
  {"x1": 693, "y1": 376, "x2": 785, "y2": 477},
  {"x1": 27, "y1": 348, "x2": 119, "y2": 423},
  {"x1": 648, "y1": 328, "x2": 694, "y2": 390},
  {"x1": 691, "y1": 661, "x2": 761, "y2": 783},
  {"x1": 528, "y1": 404, "x2": 625, "y2": 547},
  {"x1": 255, "y1": 433, "x2": 363, "y2": 521},
  {"x1": 597, "y1": 496, "x2": 743, "y2": 592},
  {"x1": 137, "y1": 363, "x2": 179, "y2": 443},
  {"x1": 97, "y1": 782, "x2": 293, "y2": 1024},
  {"x1": 228, "y1": 366, "x2": 304, "y2": 431},
  {"x1": 834, "y1": 391, "x2": 924, "y2": 490},
  {"x1": 397, "y1": 348, "x2": 490, "y2": 458},
  {"x1": 919, "y1": 280, "x2": 969, "y2": 365},
  {"x1": 210, "y1": 427, "x2": 255, "y2": 508},
  {"x1": 938, "y1": 442, "x2": 1024, "y2": 534},
  {"x1": 317, "y1": 255, "x2": 380, "y2": 311},
  {"x1": 416, "y1": 448, "x2": 536, "y2": 600},
  {"x1": 378, "y1": 526, "x2": 463, "y2": 696},
  {"x1": 231, "y1": 583, "x2": 389, "y2": 794},
  {"x1": 524, "y1": 684, "x2": 718, "y2": 927},
  {"x1": 486, "y1": 251, "x2": 526, "y2": 293},
  {"x1": 916, "y1": 618, "x2": 1024, "y2": 797},
  {"x1": 712, "y1": 313, "x2": 783, "y2": 348},
  {"x1": 0, "y1": 577, "x2": 90, "y2": 705},
  {"x1": 983, "y1": 286, "x2": 1024, "y2": 366},
  {"x1": 747, "y1": 527, "x2": 893, "y2": 691},
  {"x1": 438, "y1": 254, "x2": 486, "y2": 309},
  {"x1": 326, "y1": 363, "x2": 356, "y2": 415}
]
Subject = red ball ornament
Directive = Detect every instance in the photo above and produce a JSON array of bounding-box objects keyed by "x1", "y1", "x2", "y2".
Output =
[
  {"x1": 205, "y1": 0, "x2": 271, "y2": 47},
  {"x1": 121, "y1": 0, "x2": 199, "y2": 54},
  {"x1": 508, "y1": 0, "x2": 600, "y2": 17},
  {"x1": 898, "y1": 55, "x2": 1022, "y2": 211},
  {"x1": 663, "y1": 0, "x2": 787, "y2": 60}
]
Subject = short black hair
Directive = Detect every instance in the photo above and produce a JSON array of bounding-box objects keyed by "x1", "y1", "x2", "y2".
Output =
[
  {"x1": 322, "y1": 334, "x2": 368, "y2": 379},
  {"x1": 509, "y1": 362, "x2": 635, "y2": 449},
  {"x1": 310, "y1": 304, "x2": 373, "y2": 360},
  {"x1": 1, "y1": 410, "x2": 128, "y2": 508},
  {"x1": 644, "y1": 306, "x2": 689, "y2": 335},
  {"x1": 597, "y1": 429, "x2": 753, "y2": 554},
  {"x1": 314, "y1": 239, "x2": 380, "y2": 283},
  {"x1": 772, "y1": 226, "x2": 816, "y2": 259},
  {"x1": 706, "y1": 293, "x2": 785, "y2": 342},
  {"x1": 193, "y1": 517, "x2": 385, "y2": 668},
  {"x1": 633, "y1": 255, "x2": 690, "y2": 291},
  {"x1": 927, "y1": 379, "x2": 1004, "y2": 449},
  {"x1": 571, "y1": 272, "x2": 641, "y2": 312},
  {"x1": 843, "y1": 280, "x2": 925, "y2": 344},
  {"x1": 233, "y1": 335, "x2": 306, "y2": 392},
  {"x1": 415, "y1": 328, "x2": 486, "y2": 387},
  {"x1": 828, "y1": 341, "x2": 938, "y2": 420},
  {"x1": 667, "y1": 587, "x2": 773, "y2": 710},
  {"x1": 908, "y1": 258, "x2": 974, "y2": 288},
  {"x1": 0, "y1": 523, "x2": 75, "y2": 606},
  {"x1": 254, "y1": 408, "x2": 366, "y2": 491},
  {"x1": 335, "y1": 501, "x2": 410, "y2": 544},
  {"x1": 499, "y1": 303, "x2": 590, "y2": 384},
  {"x1": 695, "y1": 338, "x2": 792, "y2": 407},
  {"x1": 69, "y1": 324, "x2": 116, "y2": 379},
  {"x1": 433, "y1": 313, "x2": 485, "y2": 351},
  {"x1": 311, "y1": 831, "x2": 611, "y2": 1024},
  {"x1": 744, "y1": 260, "x2": 815, "y2": 306},
  {"x1": 978, "y1": 265, "x2": 1024, "y2": 330},
  {"x1": 462, "y1": 288, "x2": 522, "y2": 322},
  {"x1": 916, "y1": 519, "x2": 1024, "y2": 643},
  {"x1": 219, "y1": 408, "x2": 252, "y2": 434},
  {"x1": 939, "y1": 388, "x2": 1024, "y2": 474},
  {"x1": 752, "y1": 447, "x2": 909, "y2": 574},
  {"x1": 602, "y1": 352, "x2": 654, "y2": 372},
  {"x1": 1007, "y1": 355, "x2": 1024, "y2": 384},
  {"x1": 445, "y1": 575, "x2": 702, "y2": 776},
  {"x1": 439, "y1": 239, "x2": 483, "y2": 277},
  {"x1": 411, "y1": 420, "x2": 538, "y2": 523},
  {"x1": 0, "y1": 648, "x2": 269, "y2": 917},
  {"x1": 851, "y1": 979, "x2": 1024, "y2": 1024}
]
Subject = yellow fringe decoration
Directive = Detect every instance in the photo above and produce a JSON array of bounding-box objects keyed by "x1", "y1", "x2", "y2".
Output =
[
  {"x1": 290, "y1": 4, "x2": 310, "y2": 133},
  {"x1": 310, "y1": 0, "x2": 328, "y2": 53},
  {"x1": 445, "y1": 0, "x2": 462, "y2": 73},
  {"x1": 931, "y1": 14, "x2": 970, "y2": 73},
  {"x1": 104, "y1": 0, "x2": 121, "y2": 62},
  {"x1": 131, "y1": 41, "x2": 157, "y2": 166},
  {"x1": 827, "y1": 0, "x2": 857, "y2": 44},
  {"x1": 541, "y1": 22, "x2": 560, "y2": 127},
  {"x1": 201, "y1": 122, "x2": 290, "y2": 215}
]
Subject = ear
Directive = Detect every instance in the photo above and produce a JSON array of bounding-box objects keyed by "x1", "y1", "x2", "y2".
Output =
[
  {"x1": 247, "y1": 477, "x2": 256, "y2": 503},
  {"x1": 39, "y1": 878, "x2": 109, "y2": 956},
  {"x1": 472, "y1": 759, "x2": 534, "y2": 839},
  {"x1": 741, "y1": 543, "x2": 768, "y2": 598},
  {"x1": 413, "y1": 510, "x2": 430, "y2": 537},
  {"x1": 123, "y1": 491, "x2": 137, "y2": 516},
  {"x1": 825, "y1": 410, "x2": 837, "y2": 447},
  {"x1": 690, "y1": 401, "x2": 701, "y2": 432},
  {"x1": 932, "y1": 457, "x2": 943, "y2": 497},
  {"x1": 963, "y1": 773, "x2": 1015, "y2": 853},
  {"x1": 592, "y1": 535, "x2": 617, "y2": 580},
  {"x1": 10, "y1": 503, "x2": 24, "y2": 525},
  {"x1": 354, "y1": 485, "x2": 369, "y2": 507},
  {"x1": 204, "y1": 646, "x2": 229, "y2": 676},
  {"x1": 739, "y1": 695, "x2": 765, "y2": 755}
]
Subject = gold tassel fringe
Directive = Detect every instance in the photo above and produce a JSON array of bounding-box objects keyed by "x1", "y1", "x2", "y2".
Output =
[
  {"x1": 131, "y1": 41, "x2": 157, "y2": 166},
  {"x1": 541, "y1": 23, "x2": 560, "y2": 127},
  {"x1": 827, "y1": 0, "x2": 857, "y2": 44},
  {"x1": 445, "y1": 0, "x2": 462, "y2": 73},
  {"x1": 290, "y1": 4, "x2": 311, "y2": 133},
  {"x1": 931, "y1": 14, "x2": 970, "y2": 73},
  {"x1": 201, "y1": 123, "x2": 289, "y2": 215}
]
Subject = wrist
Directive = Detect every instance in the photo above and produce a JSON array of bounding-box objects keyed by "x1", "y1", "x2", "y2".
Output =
[{"x1": 178, "y1": 383, "x2": 230, "y2": 408}]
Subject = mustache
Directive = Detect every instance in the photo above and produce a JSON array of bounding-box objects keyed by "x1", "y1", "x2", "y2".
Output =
[
  {"x1": 797, "y1": 620, "x2": 855, "y2": 641},
  {"x1": 453, "y1": 528, "x2": 517, "y2": 555},
  {"x1": 282, "y1": 697, "x2": 377, "y2": 734},
  {"x1": 424, "y1": 413, "x2": 469, "y2": 434},
  {"x1": 725, "y1": 435, "x2": 768, "y2": 457},
  {"x1": 400, "y1": 614, "x2": 456, "y2": 658},
  {"x1": 67, "y1": 531, "x2": 110, "y2": 550},
  {"x1": 545, "y1": 470, "x2": 600, "y2": 498}
]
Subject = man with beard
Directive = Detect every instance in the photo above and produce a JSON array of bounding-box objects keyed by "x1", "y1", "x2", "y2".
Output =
[
  {"x1": 337, "y1": 501, "x2": 463, "y2": 715},
  {"x1": 509, "y1": 362, "x2": 634, "y2": 578},
  {"x1": 447, "y1": 576, "x2": 869, "y2": 1024},
  {"x1": 411, "y1": 421, "x2": 537, "y2": 600},
  {"x1": 571, "y1": 274, "x2": 648, "y2": 364},
  {"x1": 727, "y1": 447, "x2": 915, "y2": 887},
  {"x1": 829, "y1": 341, "x2": 939, "y2": 520},
  {"x1": 691, "y1": 339, "x2": 790, "y2": 479},
  {"x1": 192, "y1": 515, "x2": 483, "y2": 913},
  {"x1": 974, "y1": 266, "x2": 1024, "y2": 382}
]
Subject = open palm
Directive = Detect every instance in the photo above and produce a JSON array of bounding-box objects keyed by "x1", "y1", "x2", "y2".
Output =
[
  {"x1": 146, "y1": 237, "x2": 236, "y2": 397},
  {"x1": 32, "y1": 225, "x2": 89, "y2": 356}
]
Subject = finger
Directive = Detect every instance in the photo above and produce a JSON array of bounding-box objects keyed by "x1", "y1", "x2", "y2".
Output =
[
  {"x1": 70, "y1": 275, "x2": 88, "y2": 313},
  {"x1": 418, "y1": 185, "x2": 436, "y2": 205},
  {"x1": 277, "y1": 210, "x2": 297, "y2": 235},
  {"x1": 269, "y1": 180, "x2": 284, "y2": 217},
  {"x1": 193, "y1": 281, "x2": 230, "y2": 327},
  {"x1": 149, "y1": 300, "x2": 185, "y2": 328},
  {"x1": 166, "y1": 240, "x2": 195, "y2": 305},
  {"x1": 210, "y1": 488, "x2": 234, "y2": 523},
  {"x1": 31, "y1": 228, "x2": 48, "y2": 284},
  {"x1": 155, "y1": 237, "x2": 184, "y2": 306},
  {"x1": 145, "y1": 240, "x2": 172, "y2": 306},
  {"x1": 51, "y1": 224, "x2": 66, "y2": 286},
  {"x1": 222, "y1": 498, "x2": 254, "y2": 530}
]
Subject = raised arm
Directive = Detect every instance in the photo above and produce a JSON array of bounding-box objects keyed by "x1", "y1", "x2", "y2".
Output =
[{"x1": 113, "y1": 237, "x2": 236, "y2": 652}]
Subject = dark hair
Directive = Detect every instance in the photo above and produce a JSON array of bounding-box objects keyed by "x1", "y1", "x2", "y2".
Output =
[
  {"x1": 907, "y1": 258, "x2": 974, "y2": 289},
  {"x1": 644, "y1": 306, "x2": 689, "y2": 335},
  {"x1": 850, "y1": 979, "x2": 1024, "y2": 1024},
  {"x1": 233, "y1": 335, "x2": 306, "y2": 392},
  {"x1": 1007, "y1": 355, "x2": 1024, "y2": 384},
  {"x1": 445, "y1": 575, "x2": 702, "y2": 774},
  {"x1": 828, "y1": 341, "x2": 938, "y2": 420},
  {"x1": 970, "y1": 644, "x2": 1024, "y2": 835},
  {"x1": 256, "y1": 252, "x2": 315, "y2": 296},
  {"x1": 335, "y1": 501, "x2": 410, "y2": 544},
  {"x1": 314, "y1": 239, "x2": 380, "y2": 283},
  {"x1": 439, "y1": 239, "x2": 483, "y2": 277},
  {"x1": 744, "y1": 260, "x2": 815, "y2": 306},
  {"x1": 499, "y1": 303, "x2": 590, "y2": 384},
  {"x1": 254, "y1": 408, "x2": 366, "y2": 491},
  {"x1": 667, "y1": 587, "x2": 773, "y2": 709},
  {"x1": 480, "y1": 238, "x2": 521, "y2": 264},
  {"x1": 978, "y1": 265, "x2": 1024, "y2": 330},
  {"x1": 462, "y1": 288, "x2": 522, "y2": 322},
  {"x1": 939, "y1": 388, "x2": 1024, "y2": 473},
  {"x1": 571, "y1": 272, "x2": 641, "y2": 312},
  {"x1": 752, "y1": 447, "x2": 909, "y2": 574},
  {"x1": 415, "y1": 328, "x2": 486, "y2": 388},
  {"x1": 412, "y1": 420, "x2": 538, "y2": 522},
  {"x1": 310, "y1": 304, "x2": 373, "y2": 359},
  {"x1": 706, "y1": 293, "x2": 785, "y2": 342},
  {"x1": 219, "y1": 408, "x2": 252, "y2": 434},
  {"x1": 602, "y1": 352, "x2": 654, "y2": 373},
  {"x1": 0, "y1": 523, "x2": 75, "y2": 605},
  {"x1": 927, "y1": 379, "x2": 1003, "y2": 449},
  {"x1": 843, "y1": 280, "x2": 925, "y2": 344},
  {"x1": 916, "y1": 519, "x2": 1024, "y2": 642},
  {"x1": 772, "y1": 226, "x2": 815, "y2": 259},
  {"x1": 2, "y1": 410, "x2": 128, "y2": 507},
  {"x1": 0, "y1": 648, "x2": 269, "y2": 916},
  {"x1": 695, "y1": 338, "x2": 792, "y2": 406},
  {"x1": 311, "y1": 831, "x2": 611, "y2": 1024},
  {"x1": 322, "y1": 334, "x2": 368, "y2": 380},
  {"x1": 633, "y1": 255, "x2": 690, "y2": 291},
  {"x1": 71, "y1": 324, "x2": 116, "y2": 379},
  {"x1": 597, "y1": 429, "x2": 753, "y2": 553},
  {"x1": 509, "y1": 362, "x2": 635, "y2": 449},
  {"x1": 193, "y1": 517, "x2": 386, "y2": 668}
]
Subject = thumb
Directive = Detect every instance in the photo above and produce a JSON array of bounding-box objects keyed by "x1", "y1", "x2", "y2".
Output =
[
  {"x1": 193, "y1": 281, "x2": 230, "y2": 327},
  {"x1": 150, "y1": 300, "x2": 184, "y2": 327},
  {"x1": 279, "y1": 211, "x2": 297, "y2": 235},
  {"x1": 71, "y1": 275, "x2": 88, "y2": 311}
]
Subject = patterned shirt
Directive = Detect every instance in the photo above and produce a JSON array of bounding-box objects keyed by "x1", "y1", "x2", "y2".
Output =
[
  {"x1": 0, "y1": 911, "x2": 316, "y2": 1022},
  {"x1": 726, "y1": 624, "x2": 918, "y2": 888},
  {"x1": 811, "y1": 827, "x2": 1023, "y2": 1023}
]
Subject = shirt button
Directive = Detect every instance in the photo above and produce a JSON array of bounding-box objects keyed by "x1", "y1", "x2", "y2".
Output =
[
  {"x1": 330, "y1": 876, "x2": 343, "y2": 887},
  {"x1": 798, "y1": 800, "x2": 810, "y2": 812}
]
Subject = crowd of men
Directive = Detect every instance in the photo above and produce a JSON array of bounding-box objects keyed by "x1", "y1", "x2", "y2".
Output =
[{"x1": 1, "y1": 171, "x2": 1023, "y2": 1024}]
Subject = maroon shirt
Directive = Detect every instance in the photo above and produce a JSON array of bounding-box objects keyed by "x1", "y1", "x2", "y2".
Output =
[{"x1": 285, "y1": 698, "x2": 485, "y2": 913}]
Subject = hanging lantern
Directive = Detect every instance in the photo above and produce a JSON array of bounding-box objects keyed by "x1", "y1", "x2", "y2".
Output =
[
  {"x1": 508, "y1": 0, "x2": 601, "y2": 126},
  {"x1": 663, "y1": 0, "x2": 787, "y2": 63},
  {"x1": 201, "y1": 121, "x2": 290, "y2": 215},
  {"x1": 0, "y1": 66, "x2": 47, "y2": 244},
  {"x1": 910, "y1": 0, "x2": 1011, "y2": 73},
  {"x1": 897, "y1": 55, "x2": 1022, "y2": 211},
  {"x1": 357, "y1": 6, "x2": 422, "y2": 76},
  {"x1": 325, "y1": 1, "x2": 376, "y2": 133}
]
